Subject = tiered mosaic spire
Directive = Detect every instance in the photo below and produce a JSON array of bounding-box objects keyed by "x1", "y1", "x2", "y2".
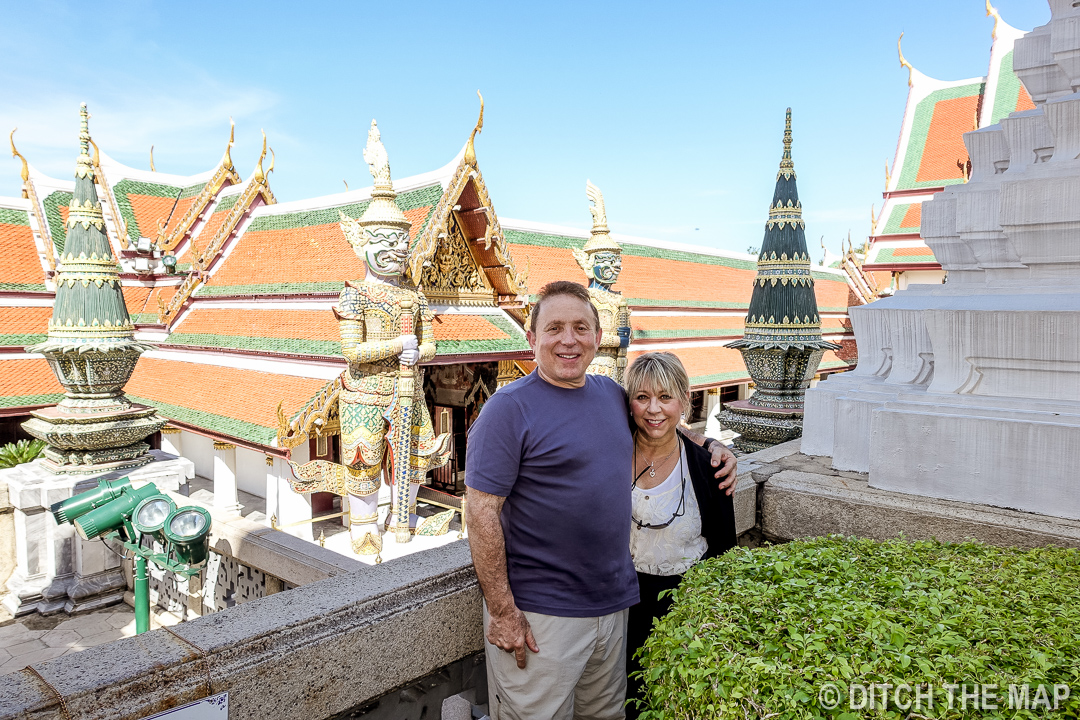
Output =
[
  {"x1": 23, "y1": 104, "x2": 164, "y2": 473},
  {"x1": 720, "y1": 109, "x2": 838, "y2": 453}
]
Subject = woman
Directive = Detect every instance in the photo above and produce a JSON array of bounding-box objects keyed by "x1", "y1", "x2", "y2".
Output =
[{"x1": 624, "y1": 352, "x2": 737, "y2": 717}]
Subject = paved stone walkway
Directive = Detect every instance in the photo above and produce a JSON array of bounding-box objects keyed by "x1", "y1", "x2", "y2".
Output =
[{"x1": 0, "y1": 602, "x2": 180, "y2": 676}]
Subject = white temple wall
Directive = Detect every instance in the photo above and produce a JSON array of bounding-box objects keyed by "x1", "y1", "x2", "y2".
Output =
[
  {"x1": 182, "y1": 430, "x2": 216, "y2": 479},
  {"x1": 896, "y1": 271, "x2": 944, "y2": 290},
  {"x1": 235, "y1": 446, "x2": 267, "y2": 498}
]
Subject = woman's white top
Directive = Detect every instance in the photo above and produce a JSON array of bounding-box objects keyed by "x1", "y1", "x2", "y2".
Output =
[{"x1": 629, "y1": 446, "x2": 708, "y2": 576}]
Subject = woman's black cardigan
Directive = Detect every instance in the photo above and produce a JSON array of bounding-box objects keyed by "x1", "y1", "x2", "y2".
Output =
[{"x1": 682, "y1": 438, "x2": 738, "y2": 560}]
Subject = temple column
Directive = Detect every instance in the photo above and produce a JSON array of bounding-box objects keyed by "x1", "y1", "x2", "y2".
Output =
[
  {"x1": 159, "y1": 425, "x2": 182, "y2": 457},
  {"x1": 212, "y1": 442, "x2": 242, "y2": 517},
  {"x1": 266, "y1": 455, "x2": 312, "y2": 541}
]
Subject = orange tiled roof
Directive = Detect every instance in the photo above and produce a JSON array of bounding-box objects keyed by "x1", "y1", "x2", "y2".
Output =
[
  {"x1": 916, "y1": 94, "x2": 981, "y2": 184},
  {"x1": 0, "y1": 358, "x2": 64, "y2": 408},
  {"x1": 0, "y1": 215, "x2": 46, "y2": 290},
  {"x1": 432, "y1": 314, "x2": 510, "y2": 342}
]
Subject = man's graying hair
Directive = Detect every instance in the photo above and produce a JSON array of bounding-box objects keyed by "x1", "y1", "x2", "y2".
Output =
[
  {"x1": 624, "y1": 352, "x2": 692, "y2": 418},
  {"x1": 529, "y1": 281, "x2": 600, "y2": 333}
]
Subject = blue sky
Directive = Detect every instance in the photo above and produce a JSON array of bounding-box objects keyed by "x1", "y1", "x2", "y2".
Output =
[{"x1": 0, "y1": 1, "x2": 1049, "y2": 258}]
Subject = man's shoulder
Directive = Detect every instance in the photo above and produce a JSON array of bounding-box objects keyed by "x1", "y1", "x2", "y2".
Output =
[{"x1": 587, "y1": 373, "x2": 627, "y2": 399}]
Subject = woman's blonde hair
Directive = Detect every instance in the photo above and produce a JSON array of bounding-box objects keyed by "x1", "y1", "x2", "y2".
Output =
[{"x1": 624, "y1": 351, "x2": 691, "y2": 418}]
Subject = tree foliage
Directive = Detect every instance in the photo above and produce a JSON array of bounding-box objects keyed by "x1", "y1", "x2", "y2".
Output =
[{"x1": 637, "y1": 536, "x2": 1080, "y2": 719}]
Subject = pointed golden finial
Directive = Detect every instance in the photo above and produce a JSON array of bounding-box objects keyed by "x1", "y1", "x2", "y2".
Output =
[
  {"x1": 223, "y1": 117, "x2": 235, "y2": 169},
  {"x1": 777, "y1": 108, "x2": 795, "y2": 180},
  {"x1": 885, "y1": 159, "x2": 892, "y2": 190},
  {"x1": 149, "y1": 144, "x2": 156, "y2": 172},
  {"x1": 89, "y1": 137, "x2": 101, "y2": 168},
  {"x1": 343, "y1": 179, "x2": 349, "y2": 191},
  {"x1": 464, "y1": 90, "x2": 485, "y2": 167},
  {"x1": 986, "y1": 0, "x2": 1002, "y2": 40},
  {"x1": 871, "y1": 204, "x2": 878, "y2": 235},
  {"x1": 898, "y1": 33, "x2": 914, "y2": 88},
  {"x1": 254, "y1": 130, "x2": 274, "y2": 183},
  {"x1": 9, "y1": 128, "x2": 29, "y2": 196}
]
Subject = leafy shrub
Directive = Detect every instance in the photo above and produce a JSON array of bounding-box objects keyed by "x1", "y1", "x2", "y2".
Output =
[
  {"x1": 0, "y1": 439, "x2": 46, "y2": 469},
  {"x1": 638, "y1": 536, "x2": 1080, "y2": 719}
]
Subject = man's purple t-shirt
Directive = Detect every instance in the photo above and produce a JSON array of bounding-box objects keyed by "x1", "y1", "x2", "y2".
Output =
[{"x1": 465, "y1": 371, "x2": 639, "y2": 618}]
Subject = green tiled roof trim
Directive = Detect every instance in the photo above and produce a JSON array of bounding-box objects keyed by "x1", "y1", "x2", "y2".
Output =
[
  {"x1": 130, "y1": 313, "x2": 159, "y2": 324},
  {"x1": 897, "y1": 82, "x2": 985, "y2": 190},
  {"x1": 164, "y1": 333, "x2": 341, "y2": 357},
  {"x1": 882, "y1": 203, "x2": 920, "y2": 235},
  {"x1": 504, "y1": 229, "x2": 758, "y2": 271},
  {"x1": 628, "y1": 298, "x2": 747, "y2": 309},
  {"x1": 819, "y1": 306, "x2": 850, "y2": 313},
  {"x1": 127, "y1": 395, "x2": 276, "y2": 446},
  {"x1": 991, "y1": 51, "x2": 1025, "y2": 125},
  {"x1": 211, "y1": 194, "x2": 239, "y2": 213},
  {"x1": 0, "y1": 283, "x2": 49, "y2": 292},
  {"x1": 244, "y1": 185, "x2": 442, "y2": 233},
  {"x1": 634, "y1": 328, "x2": 742, "y2": 340},
  {"x1": 112, "y1": 179, "x2": 205, "y2": 240},
  {"x1": 820, "y1": 357, "x2": 855, "y2": 369},
  {"x1": 435, "y1": 315, "x2": 529, "y2": 355},
  {"x1": 690, "y1": 370, "x2": 749, "y2": 386},
  {"x1": 0, "y1": 333, "x2": 47, "y2": 347},
  {"x1": 0, "y1": 208, "x2": 30, "y2": 226},
  {"x1": 872, "y1": 247, "x2": 938, "y2": 263},
  {"x1": 197, "y1": 281, "x2": 343, "y2": 297},
  {"x1": 43, "y1": 190, "x2": 73, "y2": 254},
  {"x1": 0, "y1": 393, "x2": 65, "y2": 409}
]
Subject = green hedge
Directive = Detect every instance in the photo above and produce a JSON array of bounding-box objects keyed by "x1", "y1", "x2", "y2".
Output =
[{"x1": 638, "y1": 536, "x2": 1080, "y2": 719}]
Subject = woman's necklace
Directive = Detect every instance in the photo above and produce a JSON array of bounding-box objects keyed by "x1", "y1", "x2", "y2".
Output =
[{"x1": 635, "y1": 438, "x2": 679, "y2": 480}]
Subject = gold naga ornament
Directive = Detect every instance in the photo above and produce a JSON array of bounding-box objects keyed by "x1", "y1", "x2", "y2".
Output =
[
  {"x1": 286, "y1": 119, "x2": 452, "y2": 559},
  {"x1": 573, "y1": 180, "x2": 631, "y2": 382}
]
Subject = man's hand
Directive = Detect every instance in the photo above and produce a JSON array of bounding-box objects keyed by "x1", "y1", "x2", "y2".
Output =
[
  {"x1": 398, "y1": 334, "x2": 419, "y2": 366},
  {"x1": 709, "y1": 442, "x2": 738, "y2": 496},
  {"x1": 487, "y1": 605, "x2": 540, "y2": 669}
]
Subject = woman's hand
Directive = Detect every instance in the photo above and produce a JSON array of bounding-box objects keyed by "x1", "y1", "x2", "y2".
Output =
[{"x1": 709, "y1": 442, "x2": 738, "y2": 496}]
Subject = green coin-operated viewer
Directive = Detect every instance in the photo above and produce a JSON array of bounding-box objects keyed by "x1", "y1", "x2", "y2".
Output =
[{"x1": 50, "y1": 478, "x2": 212, "y2": 633}]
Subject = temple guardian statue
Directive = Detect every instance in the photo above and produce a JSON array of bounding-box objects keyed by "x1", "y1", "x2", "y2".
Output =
[
  {"x1": 288, "y1": 121, "x2": 451, "y2": 557},
  {"x1": 573, "y1": 181, "x2": 631, "y2": 382}
]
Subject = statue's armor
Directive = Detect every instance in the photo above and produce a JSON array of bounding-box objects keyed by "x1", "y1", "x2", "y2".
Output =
[
  {"x1": 586, "y1": 286, "x2": 630, "y2": 383},
  {"x1": 334, "y1": 280, "x2": 440, "y2": 493}
]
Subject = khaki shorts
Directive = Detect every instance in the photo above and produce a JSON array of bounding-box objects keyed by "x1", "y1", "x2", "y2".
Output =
[{"x1": 484, "y1": 603, "x2": 629, "y2": 720}]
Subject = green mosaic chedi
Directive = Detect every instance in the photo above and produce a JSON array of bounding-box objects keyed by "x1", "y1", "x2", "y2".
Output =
[
  {"x1": 22, "y1": 104, "x2": 165, "y2": 474},
  {"x1": 721, "y1": 109, "x2": 839, "y2": 453}
]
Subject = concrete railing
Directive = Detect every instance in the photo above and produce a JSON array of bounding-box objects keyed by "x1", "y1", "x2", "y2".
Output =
[{"x1": 0, "y1": 542, "x2": 483, "y2": 720}]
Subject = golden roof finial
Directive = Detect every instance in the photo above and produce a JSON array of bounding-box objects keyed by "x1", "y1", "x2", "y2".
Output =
[
  {"x1": 898, "y1": 33, "x2": 914, "y2": 88},
  {"x1": 343, "y1": 179, "x2": 349, "y2": 191},
  {"x1": 223, "y1": 117, "x2": 235, "y2": 170},
  {"x1": 777, "y1": 107, "x2": 796, "y2": 180},
  {"x1": 464, "y1": 90, "x2": 485, "y2": 167},
  {"x1": 885, "y1": 159, "x2": 892, "y2": 190},
  {"x1": 986, "y1": 0, "x2": 1002, "y2": 40},
  {"x1": 356, "y1": 120, "x2": 409, "y2": 232},
  {"x1": 9, "y1": 128, "x2": 29, "y2": 194},
  {"x1": 871, "y1": 204, "x2": 878, "y2": 235},
  {"x1": 89, "y1": 137, "x2": 101, "y2": 167},
  {"x1": 149, "y1": 144, "x2": 156, "y2": 172}
]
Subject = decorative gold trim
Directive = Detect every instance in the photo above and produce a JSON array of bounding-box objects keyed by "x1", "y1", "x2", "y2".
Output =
[
  {"x1": 161, "y1": 426, "x2": 182, "y2": 435},
  {"x1": 213, "y1": 441, "x2": 235, "y2": 451},
  {"x1": 9, "y1": 128, "x2": 28, "y2": 190},
  {"x1": 463, "y1": 90, "x2": 484, "y2": 167},
  {"x1": 898, "y1": 33, "x2": 914, "y2": 88},
  {"x1": 10, "y1": 128, "x2": 55, "y2": 271},
  {"x1": 986, "y1": 0, "x2": 1001, "y2": 41},
  {"x1": 149, "y1": 145, "x2": 156, "y2": 173}
]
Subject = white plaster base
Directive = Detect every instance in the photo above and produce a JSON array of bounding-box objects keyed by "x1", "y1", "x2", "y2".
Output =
[
  {"x1": 868, "y1": 392, "x2": 1080, "y2": 520},
  {"x1": 2, "y1": 451, "x2": 194, "y2": 616}
]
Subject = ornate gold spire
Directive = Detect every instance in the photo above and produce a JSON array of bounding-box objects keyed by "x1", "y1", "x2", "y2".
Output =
[
  {"x1": 223, "y1": 117, "x2": 235, "y2": 170},
  {"x1": 464, "y1": 90, "x2": 484, "y2": 167},
  {"x1": 898, "y1": 33, "x2": 914, "y2": 88},
  {"x1": 9, "y1": 128, "x2": 29, "y2": 198},
  {"x1": 777, "y1": 108, "x2": 795, "y2": 181},
  {"x1": 75, "y1": 104, "x2": 94, "y2": 180},
  {"x1": 253, "y1": 130, "x2": 275, "y2": 184},
  {"x1": 149, "y1": 145, "x2": 156, "y2": 172},
  {"x1": 582, "y1": 180, "x2": 620, "y2": 253},
  {"x1": 357, "y1": 119, "x2": 410, "y2": 231}
]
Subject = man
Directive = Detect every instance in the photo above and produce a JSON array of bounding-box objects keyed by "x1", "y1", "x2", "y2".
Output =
[{"x1": 466, "y1": 281, "x2": 737, "y2": 720}]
